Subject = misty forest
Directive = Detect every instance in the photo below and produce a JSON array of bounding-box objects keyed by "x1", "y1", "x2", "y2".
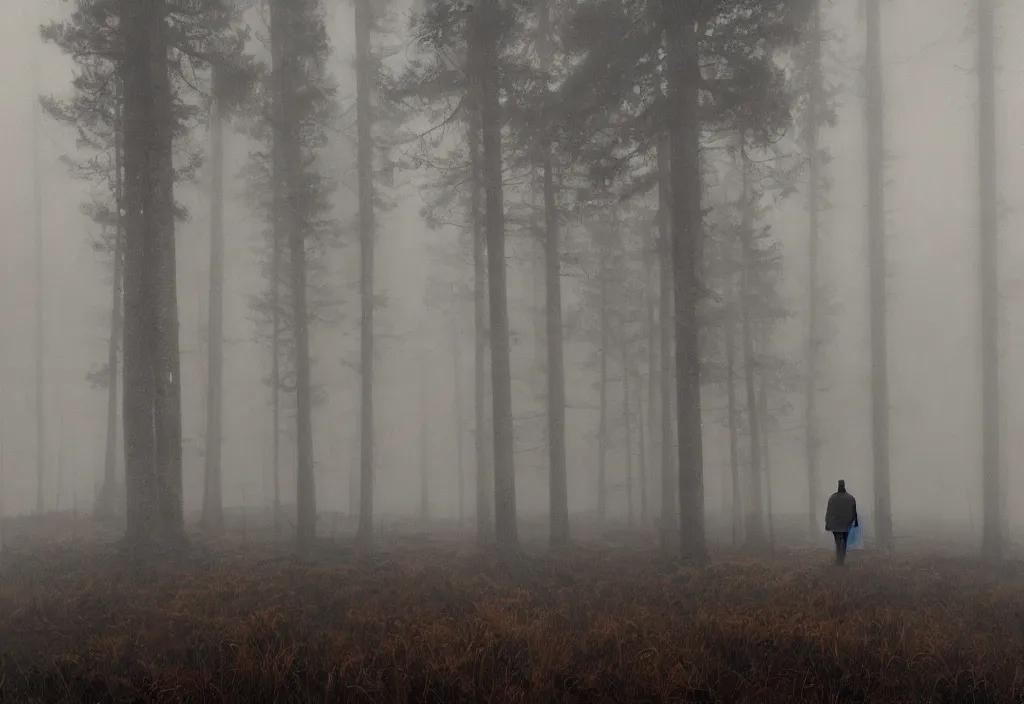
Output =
[{"x1": 0, "y1": 0, "x2": 1022, "y2": 701}]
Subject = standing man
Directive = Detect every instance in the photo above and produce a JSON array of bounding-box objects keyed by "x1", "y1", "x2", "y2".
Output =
[{"x1": 825, "y1": 479, "x2": 858, "y2": 565}]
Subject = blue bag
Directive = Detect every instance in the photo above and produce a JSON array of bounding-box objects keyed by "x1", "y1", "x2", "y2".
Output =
[{"x1": 848, "y1": 522, "x2": 862, "y2": 549}]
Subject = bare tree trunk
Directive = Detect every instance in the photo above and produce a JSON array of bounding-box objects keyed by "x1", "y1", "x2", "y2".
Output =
[
  {"x1": 865, "y1": 0, "x2": 893, "y2": 550},
  {"x1": 656, "y1": 139, "x2": 677, "y2": 552},
  {"x1": 597, "y1": 239, "x2": 609, "y2": 523},
  {"x1": 724, "y1": 305, "x2": 742, "y2": 546},
  {"x1": 120, "y1": 0, "x2": 163, "y2": 546},
  {"x1": 543, "y1": 150, "x2": 568, "y2": 545},
  {"x1": 804, "y1": 0, "x2": 823, "y2": 537},
  {"x1": 355, "y1": 0, "x2": 376, "y2": 547},
  {"x1": 150, "y1": 2, "x2": 184, "y2": 545},
  {"x1": 977, "y1": 0, "x2": 1001, "y2": 562},
  {"x1": 468, "y1": 27, "x2": 492, "y2": 547},
  {"x1": 637, "y1": 369, "x2": 648, "y2": 530},
  {"x1": 271, "y1": 0, "x2": 316, "y2": 554},
  {"x1": 201, "y1": 66, "x2": 226, "y2": 536},
  {"x1": 419, "y1": 351, "x2": 429, "y2": 522},
  {"x1": 758, "y1": 353, "x2": 775, "y2": 549},
  {"x1": 97, "y1": 79, "x2": 125, "y2": 520},
  {"x1": 666, "y1": 5, "x2": 706, "y2": 562},
  {"x1": 643, "y1": 247, "x2": 656, "y2": 529},
  {"x1": 451, "y1": 307, "x2": 465, "y2": 526},
  {"x1": 535, "y1": 0, "x2": 568, "y2": 547},
  {"x1": 623, "y1": 356, "x2": 634, "y2": 527},
  {"x1": 739, "y1": 146, "x2": 765, "y2": 548},
  {"x1": 31, "y1": 46, "x2": 46, "y2": 515},
  {"x1": 479, "y1": 0, "x2": 517, "y2": 550},
  {"x1": 271, "y1": 222, "x2": 282, "y2": 535}
]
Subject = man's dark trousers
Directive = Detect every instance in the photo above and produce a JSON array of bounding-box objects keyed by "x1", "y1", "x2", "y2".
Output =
[{"x1": 832, "y1": 531, "x2": 849, "y2": 565}]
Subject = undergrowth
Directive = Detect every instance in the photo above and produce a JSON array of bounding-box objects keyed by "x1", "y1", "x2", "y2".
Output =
[{"x1": 0, "y1": 534, "x2": 1020, "y2": 703}]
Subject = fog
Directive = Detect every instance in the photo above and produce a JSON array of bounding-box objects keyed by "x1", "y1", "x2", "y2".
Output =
[{"x1": 0, "y1": 0, "x2": 1021, "y2": 543}]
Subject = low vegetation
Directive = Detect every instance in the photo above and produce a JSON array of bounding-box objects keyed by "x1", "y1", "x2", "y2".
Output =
[{"x1": 0, "y1": 515, "x2": 1020, "y2": 703}]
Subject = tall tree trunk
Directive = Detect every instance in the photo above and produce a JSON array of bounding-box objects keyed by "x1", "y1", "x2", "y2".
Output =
[
  {"x1": 419, "y1": 351, "x2": 429, "y2": 522},
  {"x1": 355, "y1": 0, "x2": 376, "y2": 547},
  {"x1": 97, "y1": 79, "x2": 125, "y2": 520},
  {"x1": 666, "y1": 4, "x2": 706, "y2": 561},
  {"x1": 468, "y1": 77, "x2": 492, "y2": 546},
  {"x1": 643, "y1": 247, "x2": 656, "y2": 529},
  {"x1": 202, "y1": 66, "x2": 226, "y2": 535},
  {"x1": 451, "y1": 307, "x2": 465, "y2": 526},
  {"x1": 804, "y1": 0, "x2": 823, "y2": 537},
  {"x1": 758, "y1": 349, "x2": 775, "y2": 549},
  {"x1": 478, "y1": 0, "x2": 517, "y2": 550},
  {"x1": 597, "y1": 238, "x2": 609, "y2": 523},
  {"x1": 149, "y1": 0, "x2": 184, "y2": 546},
  {"x1": 865, "y1": 0, "x2": 893, "y2": 550},
  {"x1": 120, "y1": 0, "x2": 164, "y2": 545},
  {"x1": 656, "y1": 139, "x2": 677, "y2": 551},
  {"x1": 724, "y1": 305, "x2": 742, "y2": 546},
  {"x1": 543, "y1": 150, "x2": 568, "y2": 545},
  {"x1": 637, "y1": 369, "x2": 648, "y2": 529},
  {"x1": 271, "y1": 215, "x2": 282, "y2": 535},
  {"x1": 977, "y1": 0, "x2": 1001, "y2": 562},
  {"x1": 271, "y1": 0, "x2": 316, "y2": 554},
  {"x1": 739, "y1": 146, "x2": 765, "y2": 548},
  {"x1": 32, "y1": 47, "x2": 46, "y2": 515},
  {"x1": 623, "y1": 356, "x2": 634, "y2": 527},
  {"x1": 536, "y1": 0, "x2": 568, "y2": 547}
]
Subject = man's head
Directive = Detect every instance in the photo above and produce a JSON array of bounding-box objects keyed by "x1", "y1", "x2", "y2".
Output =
[{"x1": 838, "y1": 479, "x2": 846, "y2": 492}]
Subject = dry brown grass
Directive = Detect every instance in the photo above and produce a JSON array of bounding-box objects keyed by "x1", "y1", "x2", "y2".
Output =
[{"x1": 0, "y1": 526, "x2": 1021, "y2": 703}]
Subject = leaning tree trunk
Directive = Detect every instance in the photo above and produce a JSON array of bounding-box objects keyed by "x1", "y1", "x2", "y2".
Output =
[
  {"x1": 865, "y1": 0, "x2": 893, "y2": 550},
  {"x1": 977, "y1": 0, "x2": 1001, "y2": 562},
  {"x1": 354, "y1": 0, "x2": 376, "y2": 547},
  {"x1": 478, "y1": 0, "x2": 517, "y2": 550},
  {"x1": 665, "y1": 4, "x2": 706, "y2": 562},
  {"x1": 201, "y1": 65, "x2": 226, "y2": 536}
]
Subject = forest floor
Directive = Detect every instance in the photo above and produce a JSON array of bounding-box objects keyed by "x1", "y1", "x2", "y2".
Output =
[{"x1": 0, "y1": 512, "x2": 1021, "y2": 702}]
